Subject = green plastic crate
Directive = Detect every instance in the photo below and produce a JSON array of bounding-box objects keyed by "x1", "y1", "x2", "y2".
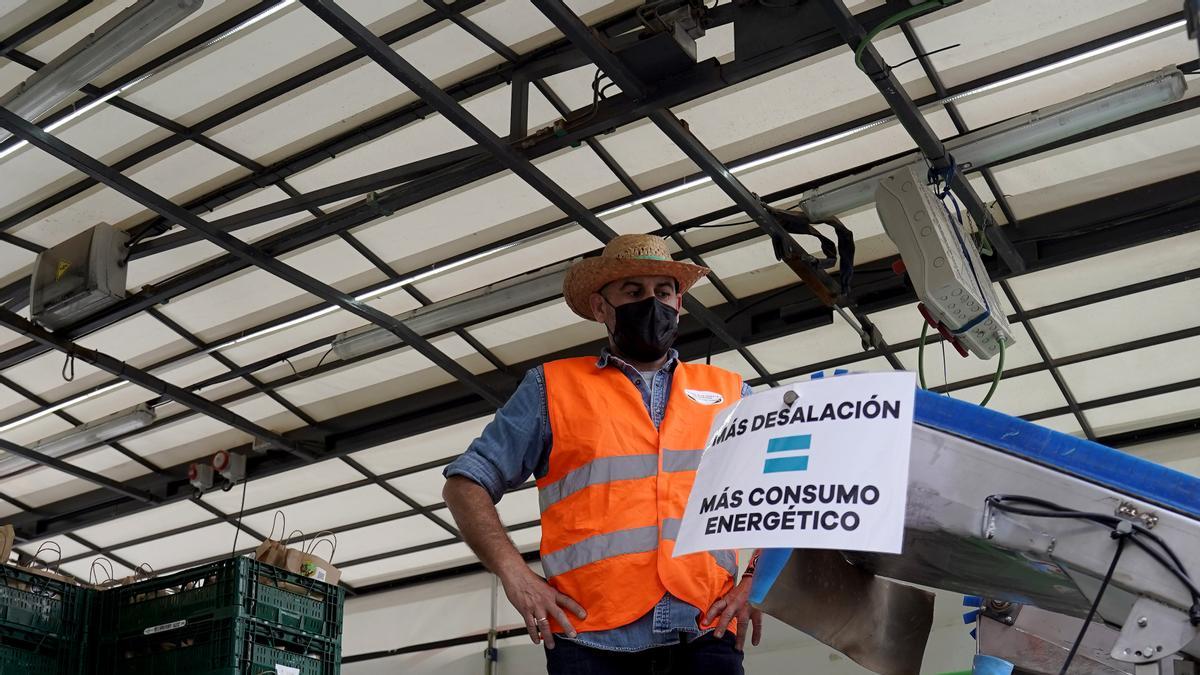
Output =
[
  {"x1": 0, "y1": 565, "x2": 91, "y2": 640},
  {"x1": 0, "y1": 627, "x2": 83, "y2": 675},
  {"x1": 98, "y1": 616, "x2": 339, "y2": 675},
  {"x1": 98, "y1": 558, "x2": 342, "y2": 642}
]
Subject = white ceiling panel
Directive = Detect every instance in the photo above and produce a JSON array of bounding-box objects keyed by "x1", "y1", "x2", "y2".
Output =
[
  {"x1": 951, "y1": 370, "x2": 1068, "y2": 418},
  {"x1": 61, "y1": 380, "x2": 157, "y2": 425},
  {"x1": 299, "y1": 517, "x2": 450, "y2": 564},
  {"x1": 0, "y1": 383, "x2": 36, "y2": 423},
  {"x1": 155, "y1": 354, "x2": 236, "y2": 390},
  {"x1": 915, "y1": 0, "x2": 1175, "y2": 88},
  {"x1": 748, "y1": 311, "x2": 872, "y2": 374},
  {"x1": 1031, "y1": 414, "x2": 1085, "y2": 436},
  {"x1": 953, "y1": 27, "x2": 1192, "y2": 132},
  {"x1": 413, "y1": 229, "x2": 595, "y2": 302},
  {"x1": 74, "y1": 500, "x2": 214, "y2": 548},
  {"x1": 496, "y1": 487, "x2": 541, "y2": 527},
  {"x1": 0, "y1": 242, "x2": 36, "y2": 292},
  {"x1": 997, "y1": 108, "x2": 1200, "y2": 220},
  {"x1": 469, "y1": 300, "x2": 597, "y2": 364},
  {"x1": 240, "y1": 484, "x2": 404, "y2": 536},
  {"x1": 1085, "y1": 386, "x2": 1200, "y2": 438},
  {"x1": 273, "y1": 333, "x2": 484, "y2": 419},
  {"x1": 1030, "y1": 279, "x2": 1200, "y2": 357},
  {"x1": 1060, "y1": 334, "x2": 1200, "y2": 402},
  {"x1": 74, "y1": 312, "x2": 189, "y2": 369},
  {"x1": 15, "y1": 534, "x2": 90, "y2": 563},
  {"x1": 1007, "y1": 231, "x2": 1200, "y2": 309},
  {"x1": 354, "y1": 415, "x2": 493, "y2": 475},
  {"x1": 116, "y1": 393, "x2": 302, "y2": 469},
  {"x1": 0, "y1": 407, "x2": 74, "y2": 448},
  {"x1": 386, "y1": 466, "x2": 448, "y2": 507},
  {"x1": 203, "y1": 458, "x2": 365, "y2": 513},
  {"x1": 0, "y1": 106, "x2": 163, "y2": 224},
  {"x1": 698, "y1": 350, "x2": 760, "y2": 382},
  {"x1": 111, "y1": 521, "x2": 243, "y2": 571},
  {"x1": 14, "y1": 143, "x2": 247, "y2": 246},
  {"x1": 339, "y1": 540, "x2": 475, "y2": 585},
  {"x1": 60, "y1": 557, "x2": 136, "y2": 586},
  {"x1": 122, "y1": 2, "x2": 427, "y2": 125},
  {"x1": 151, "y1": 242, "x2": 376, "y2": 342},
  {"x1": 679, "y1": 33, "x2": 930, "y2": 164}
]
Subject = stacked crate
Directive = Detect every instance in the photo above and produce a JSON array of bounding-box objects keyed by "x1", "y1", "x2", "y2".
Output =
[
  {"x1": 93, "y1": 557, "x2": 343, "y2": 675},
  {"x1": 0, "y1": 565, "x2": 92, "y2": 674}
]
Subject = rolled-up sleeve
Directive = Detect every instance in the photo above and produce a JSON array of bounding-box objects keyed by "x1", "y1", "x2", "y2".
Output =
[{"x1": 443, "y1": 367, "x2": 550, "y2": 503}]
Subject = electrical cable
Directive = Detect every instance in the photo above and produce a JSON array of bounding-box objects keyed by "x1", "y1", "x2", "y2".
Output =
[
  {"x1": 917, "y1": 319, "x2": 1006, "y2": 407},
  {"x1": 985, "y1": 496, "x2": 1200, "y2": 614},
  {"x1": 230, "y1": 478, "x2": 248, "y2": 558},
  {"x1": 1057, "y1": 531, "x2": 1129, "y2": 675},
  {"x1": 854, "y1": 1, "x2": 948, "y2": 72}
]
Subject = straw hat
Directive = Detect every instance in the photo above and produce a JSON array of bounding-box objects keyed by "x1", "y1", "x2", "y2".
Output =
[{"x1": 563, "y1": 234, "x2": 709, "y2": 321}]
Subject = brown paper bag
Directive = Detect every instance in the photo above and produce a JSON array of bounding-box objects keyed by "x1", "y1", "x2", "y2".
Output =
[
  {"x1": 0, "y1": 524, "x2": 14, "y2": 564},
  {"x1": 283, "y1": 547, "x2": 340, "y2": 586},
  {"x1": 253, "y1": 539, "x2": 289, "y2": 567}
]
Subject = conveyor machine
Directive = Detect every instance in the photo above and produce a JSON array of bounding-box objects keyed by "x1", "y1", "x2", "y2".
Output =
[{"x1": 748, "y1": 389, "x2": 1200, "y2": 675}]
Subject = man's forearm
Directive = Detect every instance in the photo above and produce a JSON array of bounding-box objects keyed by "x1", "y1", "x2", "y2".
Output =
[{"x1": 442, "y1": 476, "x2": 530, "y2": 581}]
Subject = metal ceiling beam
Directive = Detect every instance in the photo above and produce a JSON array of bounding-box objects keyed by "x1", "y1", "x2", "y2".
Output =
[
  {"x1": 816, "y1": 0, "x2": 1026, "y2": 274},
  {"x1": 0, "y1": 107, "x2": 504, "y2": 410},
  {"x1": 0, "y1": 305, "x2": 315, "y2": 462},
  {"x1": 8, "y1": 171, "x2": 1199, "y2": 541},
  {"x1": 298, "y1": 0, "x2": 771, "y2": 372},
  {"x1": 531, "y1": 0, "x2": 903, "y2": 368},
  {"x1": 0, "y1": 1, "x2": 91, "y2": 59},
  {"x1": 0, "y1": 6, "x2": 1171, "y2": 369},
  {"x1": 0, "y1": 435, "x2": 158, "y2": 503}
]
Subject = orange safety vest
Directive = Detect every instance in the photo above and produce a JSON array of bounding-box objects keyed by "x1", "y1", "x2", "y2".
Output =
[{"x1": 538, "y1": 357, "x2": 744, "y2": 634}]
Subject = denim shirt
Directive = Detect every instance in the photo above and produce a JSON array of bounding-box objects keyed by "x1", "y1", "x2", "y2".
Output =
[{"x1": 444, "y1": 349, "x2": 751, "y2": 652}]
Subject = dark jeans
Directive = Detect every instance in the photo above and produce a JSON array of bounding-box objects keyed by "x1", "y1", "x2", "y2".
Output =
[{"x1": 545, "y1": 632, "x2": 744, "y2": 675}]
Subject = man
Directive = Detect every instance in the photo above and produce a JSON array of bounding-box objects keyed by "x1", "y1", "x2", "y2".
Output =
[{"x1": 443, "y1": 234, "x2": 763, "y2": 674}]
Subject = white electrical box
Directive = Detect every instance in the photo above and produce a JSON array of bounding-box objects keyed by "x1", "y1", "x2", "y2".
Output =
[
  {"x1": 875, "y1": 164, "x2": 1014, "y2": 359},
  {"x1": 30, "y1": 223, "x2": 128, "y2": 331}
]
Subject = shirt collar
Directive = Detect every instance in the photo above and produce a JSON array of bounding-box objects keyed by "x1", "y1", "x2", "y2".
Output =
[{"x1": 597, "y1": 347, "x2": 680, "y2": 372}]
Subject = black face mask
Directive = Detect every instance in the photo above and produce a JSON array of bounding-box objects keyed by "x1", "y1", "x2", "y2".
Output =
[{"x1": 605, "y1": 296, "x2": 679, "y2": 362}]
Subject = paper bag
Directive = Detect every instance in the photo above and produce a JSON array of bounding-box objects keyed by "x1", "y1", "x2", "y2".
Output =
[
  {"x1": 254, "y1": 539, "x2": 289, "y2": 567},
  {"x1": 0, "y1": 524, "x2": 14, "y2": 564},
  {"x1": 283, "y1": 546, "x2": 340, "y2": 586}
]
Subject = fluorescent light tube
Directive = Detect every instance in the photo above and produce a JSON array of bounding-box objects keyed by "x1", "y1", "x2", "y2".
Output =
[
  {"x1": 0, "y1": 0, "x2": 203, "y2": 143},
  {"x1": 801, "y1": 67, "x2": 1187, "y2": 219},
  {"x1": 0, "y1": 403, "x2": 156, "y2": 474},
  {"x1": 332, "y1": 262, "x2": 571, "y2": 361}
]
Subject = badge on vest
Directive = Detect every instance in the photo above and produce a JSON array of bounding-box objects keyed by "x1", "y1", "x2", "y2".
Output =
[{"x1": 685, "y1": 389, "x2": 725, "y2": 406}]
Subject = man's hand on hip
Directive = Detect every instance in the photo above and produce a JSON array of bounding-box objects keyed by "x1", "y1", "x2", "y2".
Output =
[
  {"x1": 500, "y1": 565, "x2": 587, "y2": 650},
  {"x1": 704, "y1": 575, "x2": 764, "y2": 651}
]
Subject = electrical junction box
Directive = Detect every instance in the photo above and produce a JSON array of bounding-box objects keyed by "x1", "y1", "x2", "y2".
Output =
[
  {"x1": 874, "y1": 164, "x2": 1014, "y2": 360},
  {"x1": 30, "y1": 223, "x2": 128, "y2": 331}
]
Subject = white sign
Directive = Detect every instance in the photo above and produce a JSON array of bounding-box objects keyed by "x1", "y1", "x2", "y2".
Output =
[
  {"x1": 276, "y1": 666, "x2": 300, "y2": 675},
  {"x1": 673, "y1": 372, "x2": 915, "y2": 556}
]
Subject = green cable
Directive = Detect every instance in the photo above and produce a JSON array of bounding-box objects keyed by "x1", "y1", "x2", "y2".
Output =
[
  {"x1": 854, "y1": 0, "x2": 945, "y2": 73},
  {"x1": 917, "y1": 321, "x2": 929, "y2": 390},
  {"x1": 978, "y1": 337, "x2": 1006, "y2": 407},
  {"x1": 917, "y1": 320, "x2": 1007, "y2": 408}
]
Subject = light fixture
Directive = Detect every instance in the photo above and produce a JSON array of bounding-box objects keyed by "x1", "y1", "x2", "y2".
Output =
[
  {"x1": 331, "y1": 261, "x2": 571, "y2": 361},
  {"x1": 0, "y1": 0, "x2": 297, "y2": 160},
  {"x1": 0, "y1": 403, "x2": 156, "y2": 474},
  {"x1": 801, "y1": 66, "x2": 1187, "y2": 219},
  {"x1": 0, "y1": 0, "x2": 203, "y2": 145}
]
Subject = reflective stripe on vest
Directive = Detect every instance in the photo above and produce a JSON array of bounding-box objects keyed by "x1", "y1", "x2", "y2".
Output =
[
  {"x1": 661, "y1": 518, "x2": 737, "y2": 576},
  {"x1": 539, "y1": 454, "x2": 659, "y2": 512},
  {"x1": 661, "y1": 448, "x2": 704, "y2": 473},
  {"x1": 541, "y1": 526, "x2": 660, "y2": 578}
]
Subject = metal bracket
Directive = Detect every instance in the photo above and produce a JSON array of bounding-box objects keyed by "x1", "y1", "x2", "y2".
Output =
[
  {"x1": 1112, "y1": 597, "x2": 1199, "y2": 665},
  {"x1": 1116, "y1": 501, "x2": 1160, "y2": 530}
]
